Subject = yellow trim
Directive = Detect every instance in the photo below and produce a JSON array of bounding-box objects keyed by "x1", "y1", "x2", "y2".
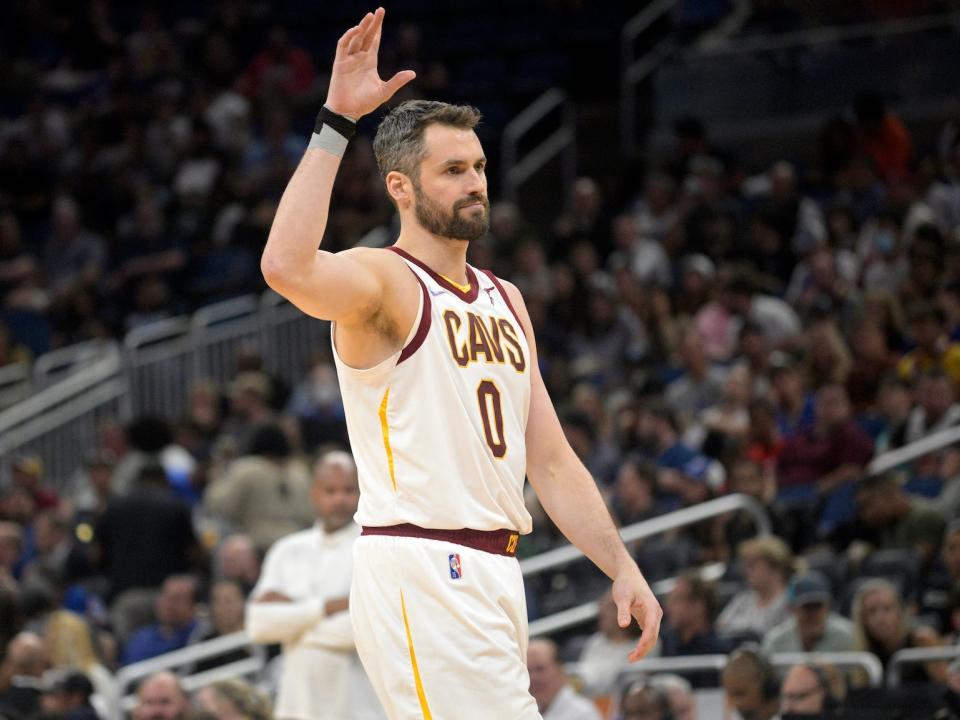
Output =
[
  {"x1": 439, "y1": 273, "x2": 472, "y2": 293},
  {"x1": 379, "y1": 387, "x2": 396, "y2": 492},
  {"x1": 400, "y1": 590, "x2": 432, "y2": 719}
]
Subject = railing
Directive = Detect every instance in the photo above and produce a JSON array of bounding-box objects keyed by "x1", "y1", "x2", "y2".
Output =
[
  {"x1": 596, "y1": 651, "x2": 883, "y2": 688},
  {"x1": 887, "y1": 644, "x2": 960, "y2": 687},
  {"x1": 869, "y1": 424, "x2": 960, "y2": 475},
  {"x1": 32, "y1": 339, "x2": 119, "y2": 389},
  {"x1": 501, "y1": 88, "x2": 576, "y2": 206},
  {"x1": 0, "y1": 360, "x2": 30, "y2": 410},
  {"x1": 0, "y1": 350, "x2": 127, "y2": 485},
  {"x1": 619, "y1": 0, "x2": 680, "y2": 155},
  {"x1": 529, "y1": 562, "x2": 726, "y2": 638},
  {"x1": 2, "y1": 291, "x2": 328, "y2": 488},
  {"x1": 114, "y1": 631, "x2": 265, "y2": 716},
  {"x1": 520, "y1": 493, "x2": 769, "y2": 577}
]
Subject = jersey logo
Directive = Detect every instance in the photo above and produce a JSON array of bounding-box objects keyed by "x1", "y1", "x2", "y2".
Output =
[
  {"x1": 449, "y1": 553, "x2": 462, "y2": 580},
  {"x1": 429, "y1": 288, "x2": 446, "y2": 297},
  {"x1": 484, "y1": 287, "x2": 497, "y2": 305}
]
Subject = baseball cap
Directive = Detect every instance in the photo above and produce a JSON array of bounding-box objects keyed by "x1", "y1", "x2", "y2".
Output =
[{"x1": 787, "y1": 570, "x2": 831, "y2": 607}]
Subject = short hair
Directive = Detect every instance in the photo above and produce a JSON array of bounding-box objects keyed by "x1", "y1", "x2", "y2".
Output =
[
  {"x1": 677, "y1": 572, "x2": 719, "y2": 623},
  {"x1": 738, "y1": 536, "x2": 794, "y2": 581},
  {"x1": 373, "y1": 100, "x2": 482, "y2": 181}
]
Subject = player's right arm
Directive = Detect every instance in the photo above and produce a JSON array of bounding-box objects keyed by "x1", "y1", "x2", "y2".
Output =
[{"x1": 260, "y1": 7, "x2": 415, "y2": 324}]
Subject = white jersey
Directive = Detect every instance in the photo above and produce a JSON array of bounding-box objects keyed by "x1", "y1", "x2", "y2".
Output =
[{"x1": 332, "y1": 246, "x2": 532, "y2": 533}]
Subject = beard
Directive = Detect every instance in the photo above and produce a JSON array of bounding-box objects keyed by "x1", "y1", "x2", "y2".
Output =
[{"x1": 412, "y1": 181, "x2": 489, "y2": 242}]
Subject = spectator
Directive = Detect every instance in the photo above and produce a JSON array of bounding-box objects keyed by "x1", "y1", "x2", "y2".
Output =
[
  {"x1": 42, "y1": 610, "x2": 114, "y2": 718},
  {"x1": 240, "y1": 26, "x2": 315, "y2": 102},
  {"x1": 844, "y1": 472, "x2": 946, "y2": 565},
  {"x1": 660, "y1": 573, "x2": 729, "y2": 687},
  {"x1": 664, "y1": 328, "x2": 726, "y2": 430},
  {"x1": 213, "y1": 534, "x2": 261, "y2": 594},
  {"x1": 192, "y1": 579, "x2": 251, "y2": 674},
  {"x1": 94, "y1": 461, "x2": 200, "y2": 641},
  {"x1": 616, "y1": 680, "x2": 674, "y2": 720},
  {"x1": 10, "y1": 454, "x2": 58, "y2": 510},
  {"x1": 0, "y1": 632, "x2": 47, "y2": 720},
  {"x1": 245, "y1": 451, "x2": 380, "y2": 720},
  {"x1": 40, "y1": 669, "x2": 99, "y2": 720},
  {"x1": 854, "y1": 91, "x2": 913, "y2": 183},
  {"x1": 577, "y1": 590, "x2": 641, "y2": 697},
  {"x1": 611, "y1": 456, "x2": 663, "y2": 527},
  {"x1": 132, "y1": 671, "x2": 188, "y2": 720},
  {"x1": 763, "y1": 571, "x2": 854, "y2": 654},
  {"x1": 646, "y1": 674, "x2": 696, "y2": 720},
  {"x1": 527, "y1": 638, "x2": 602, "y2": 720},
  {"x1": 204, "y1": 422, "x2": 313, "y2": 552},
  {"x1": 851, "y1": 577, "x2": 944, "y2": 685},
  {"x1": 194, "y1": 679, "x2": 272, "y2": 720},
  {"x1": 121, "y1": 575, "x2": 203, "y2": 666},
  {"x1": 769, "y1": 355, "x2": 815, "y2": 439},
  {"x1": 716, "y1": 536, "x2": 793, "y2": 641},
  {"x1": 721, "y1": 646, "x2": 780, "y2": 720},
  {"x1": 779, "y1": 663, "x2": 845, "y2": 717},
  {"x1": 903, "y1": 371, "x2": 960, "y2": 445},
  {"x1": 898, "y1": 302, "x2": 960, "y2": 389}
]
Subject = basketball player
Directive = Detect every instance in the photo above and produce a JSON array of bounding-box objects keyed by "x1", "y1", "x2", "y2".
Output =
[{"x1": 261, "y1": 8, "x2": 662, "y2": 718}]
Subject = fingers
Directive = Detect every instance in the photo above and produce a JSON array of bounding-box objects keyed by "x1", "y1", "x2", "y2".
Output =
[
  {"x1": 340, "y1": 11, "x2": 376, "y2": 55},
  {"x1": 383, "y1": 70, "x2": 417, "y2": 99},
  {"x1": 361, "y1": 7, "x2": 385, "y2": 52},
  {"x1": 615, "y1": 598, "x2": 632, "y2": 629},
  {"x1": 627, "y1": 605, "x2": 663, "y2": 662}
]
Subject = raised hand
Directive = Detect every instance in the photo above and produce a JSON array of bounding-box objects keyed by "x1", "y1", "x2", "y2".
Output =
[{"x1": 325, "y1": 7, "x2": 416, "y2": 120}]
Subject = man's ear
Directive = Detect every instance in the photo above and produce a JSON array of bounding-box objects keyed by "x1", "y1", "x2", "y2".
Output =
[{"x1": 386, "y1": 171, "x2": 412, "y2": 208}]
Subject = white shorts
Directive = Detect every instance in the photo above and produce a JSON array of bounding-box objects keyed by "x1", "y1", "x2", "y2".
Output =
[{"x1": 350, "y1": 534, "x2": 541, "y2": 720}]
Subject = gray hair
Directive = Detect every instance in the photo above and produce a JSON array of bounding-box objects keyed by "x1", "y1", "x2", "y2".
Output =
[{"x1": 373, "y1": 100, "x2": 482, "y2": 181}]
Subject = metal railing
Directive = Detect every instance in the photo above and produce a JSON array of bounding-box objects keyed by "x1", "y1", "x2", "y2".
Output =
[
  {"x1": 602, "y1": 651, "x2": 883, "y2": 688},
  {"x1": 529, "y1": 562, "x2": 726, "y2": 638},
  {"x1": 501, "y1": 88, "x2": 576, "y2": 206},
  {"x1": 32, "y1": 339, "x2": 119, "y2": 389},
  {"x1": 520, "y1": 493, "x2": 770, "y2": 577},
  {"x1": 115, "y1": 631, "x2": 266, "y2": 716},
  {"x1": 0, "y1": 360, "x2": 30, "y2": 410},
  {"x1": 619, "y1": 0, "x2": 680, "y2": 155},
  {"x1": 869, "y1": 424, "x2": 960, "y2": 475},
  {"x1": 2, "y1": 291, "x2": 328, "y2": 488},
  {"x1": 887, "y1": 644, "x2": 960, "y2": 687}
]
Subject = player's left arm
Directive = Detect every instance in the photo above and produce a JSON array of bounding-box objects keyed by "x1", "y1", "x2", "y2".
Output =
[{"x1": 502, "y1": 281, "x2": 662, "y2": 660}]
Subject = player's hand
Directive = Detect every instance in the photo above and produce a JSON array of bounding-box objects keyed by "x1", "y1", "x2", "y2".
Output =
[
  {"x1": 324, "y1": 597, "x2": 350, "y2": 616},
  {"x1": 326, "y1": 7, "x2": 416, "y2": 120},
  {"x1": 612, "y1": 569, "x2": 663, "y2": 662},
  {"x1": 257, "y1": 591, "x2": 293, "y2": 603}
]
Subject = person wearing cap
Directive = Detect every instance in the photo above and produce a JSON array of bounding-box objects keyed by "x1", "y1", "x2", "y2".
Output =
[
  {"x1": 762, "y1": 571, "x2": 854, "y2": 654},
  {"x1": 40, "y1": 670, "x2": 99, "y2": 720}
]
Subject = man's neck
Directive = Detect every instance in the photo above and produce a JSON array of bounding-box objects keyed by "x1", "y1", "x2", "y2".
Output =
[{"x1": 395, "y1": 231, "x2": 470, "y2": 285}]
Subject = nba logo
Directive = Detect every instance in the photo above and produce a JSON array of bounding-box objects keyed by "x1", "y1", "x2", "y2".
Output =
[{"x1": 449, "y1": 553, "x2": 462, "y2": 580}]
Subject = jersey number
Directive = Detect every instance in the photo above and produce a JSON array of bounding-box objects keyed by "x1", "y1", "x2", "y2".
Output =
[{"x1": 477, "y1": 380, "x2": 506, "y2": 458}]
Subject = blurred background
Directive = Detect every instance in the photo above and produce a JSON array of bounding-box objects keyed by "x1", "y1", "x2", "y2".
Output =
[{"x1": 2, "y1": 1, "x2": 960, "y2": 718}]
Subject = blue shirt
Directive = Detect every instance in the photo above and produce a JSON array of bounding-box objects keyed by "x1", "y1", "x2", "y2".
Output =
[{"x1": 121, "y1": 620, "x2": 200, "y2": 666}]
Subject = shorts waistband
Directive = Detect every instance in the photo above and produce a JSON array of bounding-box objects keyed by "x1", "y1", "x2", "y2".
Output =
[{"x1": 361, "y1": 524, "x2": 520, "y2": 557}]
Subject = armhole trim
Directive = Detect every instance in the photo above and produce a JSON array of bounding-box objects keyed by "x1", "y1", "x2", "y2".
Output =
[{"x1": 398, "y1": 268, "x2": 432, "y2": 365}]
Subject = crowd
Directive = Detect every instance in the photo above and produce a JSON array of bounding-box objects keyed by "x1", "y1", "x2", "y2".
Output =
[{"x1": 4, "y1": 1, "x2": 960, "y2": 719}]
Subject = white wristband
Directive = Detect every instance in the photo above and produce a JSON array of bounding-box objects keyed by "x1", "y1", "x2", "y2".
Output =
[{"x1": 307, "y1": 123, "x2": 349, "y2": 157}]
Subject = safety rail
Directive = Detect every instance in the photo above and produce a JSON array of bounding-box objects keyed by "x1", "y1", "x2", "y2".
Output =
[
  {"x1": 619, "y1": 0, "x2": 680, "y2": 154},
  {"x1": 520, "y1": 493, "x2": 769, "y2": 577},
  {"x1": 114, "y1": 631, "x2": 265, "y2": 716},
  {"x1": 529, "y1": 562, "x2": 725, "y2": 638},
  {"x1": 501, "y1": 88, "x2": 576, "y2": 206},
  {"x1": 887, "y1": 644, "x2": 960, "y2": 687},
  {"x1": 690, "y1": 10, "x2": 960, "y2": 58},
  {"x1": 32, "y1": 339, "x2": 119, "y2": 389},
  {"x1": 0, "y1": 360, "x2": 30, "y2": 410},
  {"x1": 602, "y1": 651, "x2": 883, "y2": 688},
  {"x1": 869, "y1": 424, "x2": 960, "y2": 476},
  {"x1": 2, "y1": 291, "x2": 328, "y2": 488}
]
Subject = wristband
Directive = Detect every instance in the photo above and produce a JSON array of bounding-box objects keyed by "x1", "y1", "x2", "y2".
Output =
[{"x1": 307, "y1": 106, "x2": 357, "y2": 157}]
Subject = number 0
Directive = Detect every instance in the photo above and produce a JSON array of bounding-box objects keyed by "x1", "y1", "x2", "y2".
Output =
[{"x1": 477, "y1": 380, "x2": 506, "y2": 458}]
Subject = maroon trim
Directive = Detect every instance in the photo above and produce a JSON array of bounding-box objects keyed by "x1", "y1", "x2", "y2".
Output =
[
  {"x1": 361, "y1": 523, "x2": 521, "y2": 557},
  {"x1": 480, "y1": 269, "x2": 525, "y2": 337},
  {"x1": 387, "y1": 246, "x2": 479, "y2": 303},
  {"x1": 397, "y1": 272, "x2": 432, "y2": 364}
]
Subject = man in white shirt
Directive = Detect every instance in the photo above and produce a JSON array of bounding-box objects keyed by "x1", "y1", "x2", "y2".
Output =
[
  {"x1": 245, "y1": 451, "x2": 382, "y2": 720},
  {"x1": 528, "y1": 638, "x2": 602, "y2": 720}
]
